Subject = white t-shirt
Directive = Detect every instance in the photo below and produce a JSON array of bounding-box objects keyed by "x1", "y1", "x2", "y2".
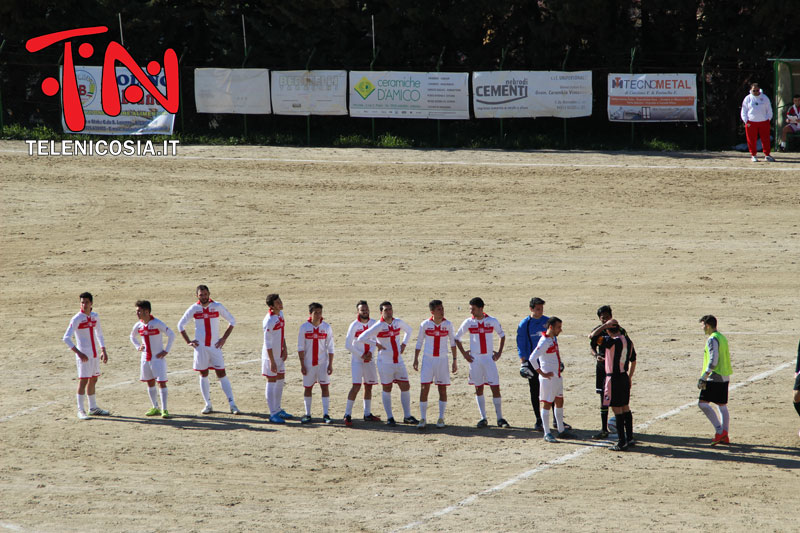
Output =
[
  {"x1": 455, "y1": 315, "x2": 505, "y2": 356},
  {"x1": 415, "y1": 318, "x2": 456, "y2": 356},
  {"x1": 177, "y1": 300, "x2": 236, "y2": 347},
  {"x1": 130, "y1": 317, "x2": 175, "y2": 361},
  {"x1": 63, "y1": 311, "x2": 105, "y2": 357}
]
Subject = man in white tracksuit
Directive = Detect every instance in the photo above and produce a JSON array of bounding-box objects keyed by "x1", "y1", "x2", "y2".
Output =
[{"x1": 740, "y1": 83, "x2": 774, "y2": 162}]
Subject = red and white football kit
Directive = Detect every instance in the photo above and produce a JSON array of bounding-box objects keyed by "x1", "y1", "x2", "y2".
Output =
[
  {"x1": 415, "y1": 318, "x2": 456, "y2": 386},
  {"x1": 130, "y1": 317, "x2": 175, "y2": 383},
  {"x1": 177, "y1": 300, "x2": 236, "y2": 371},
  {"x1": 455, "y1": 315, "x2": 505, "y2": 386},
  {"x1": 63, "y1": 310, "x2": 106, "y2": 379},
  {"x1": 529, "y1": 333, "x2": 563, "y2": 403},
  {"x1": 345, "y1": 317, "x2": 379, "y2": 385},
  {"x1": 262, "y1": 310, "x2": 286, "y2": 377},
  {"x1": 297, "y1": 319, "x2": 335, "y2": 387},
  {"x1": 787, "y1": 104, "x2": 800, "y2": 132},
  {"x1": 358, "y1": 317, "x2": 413, "y2": 385}
]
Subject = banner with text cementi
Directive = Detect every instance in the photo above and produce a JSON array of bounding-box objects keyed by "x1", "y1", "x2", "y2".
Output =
[
  {"x1": 270, "y1": 70, "x2": 348, "y2": 116},
  {"x1": 349, "y1": 71, "x2": 469, "y2": 119},
  {"x1": 62, "y1": 66, "x2": 175, "y2": 135},
  {"x1": 472, "y1": 71, "x2": 592, "y2": 119},
  {"x1": 194, "y1": 68, "x2": 272, "y2": 114},
  {"x1": 607, "y1": 73, "x2": 697, "y2": 122}
]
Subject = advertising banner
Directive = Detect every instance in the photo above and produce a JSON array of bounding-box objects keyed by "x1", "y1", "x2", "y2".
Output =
[
  {"x1": 194, "y1": 68, "x2": 271, "y2": 114},
  {"x1": 349, "y1": 71, "x2": 469, "y2": 119},
  {"x1": 473, "y1": 71, "x2": 592, "y2": 118},
  {"x1": 270, "y1": 70, "x2": 348, "y2": 115},
  {"x1": 607, "y1": 73, "x2": 697, "y2": 122},
  {"x1": 62, "y1": 66, "x2": 175, "y2": 135}
]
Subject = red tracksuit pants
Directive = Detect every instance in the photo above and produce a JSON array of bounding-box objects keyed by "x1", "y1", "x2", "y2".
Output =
[{"x1": 745, "y1": 120, "x2": 771, "y2": 156}]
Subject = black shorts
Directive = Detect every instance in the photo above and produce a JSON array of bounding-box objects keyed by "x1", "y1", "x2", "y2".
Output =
[
  {"x1": 604, "y1": 374, "x2": 630, "y2": 407},
  {"x1": 699, "y1": 381, "x2": 729, "y2": 404},
  {"x1": 595, "y1": 361, "x2": 605, "y2": 394},
  {"x1": 794, "y1": 372, "x2": 800, "y2": 392}
]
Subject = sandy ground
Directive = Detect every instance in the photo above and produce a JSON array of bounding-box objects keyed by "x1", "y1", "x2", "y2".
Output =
[{"x1": 1, "y1": 140, "x2": 799, "y2": 532}]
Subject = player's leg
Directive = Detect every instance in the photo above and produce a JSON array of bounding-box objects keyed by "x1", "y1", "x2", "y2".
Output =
[
  {"x1": 793, "y1": 374, "x2": 800, "y2": 422},
  {"x1": 759, "y1": 121, "x2": 772, "y2": 156},
  {"x1": 745, "y1": 121, "x2": 758, "y2": 158},
  {"x1": 398, "y1": 378, "x2": 415, "y2": 423},
  {"x1": 419, "y1": 382, "x2": 431, "y2": 420},
  {"x1": 196, "y1": 347, "x2": 213, "y2": 413},
  {"x1": 76, "y1": 359, "x2": 89, "y2": 417},
  {"x1": 320, "y1": 382, "x2": 332, "y2": 423},
  {"x1": 487, "y1": 359, "x2": 506, "y2": 426},
  {"x1": 529, "y1": 376, "x2": 543, "y2": 429},
  {"x1": 214, "y1": 361, "x2": 238, "y2": 414},
  {"x1": 381, "y1": 382, "x2": 395, "y2": 424},
  {"x1": 474, "y1": 385, "x2": 487, "y2": 426},
  {"x1": 610, "y1": 405, "x2": 626, "y2": 449},
  {"x1": 698, "y1": 399, "x2": 722, "y2": 436},
  {"x1": 345, "y1": 383, "x2": 361, "y2": 420},
  {"x1": 144, "y1": 372, "x2": 159, "y2": 415},
  {"x1": 362, "y1": 360, "x2": 380, "y2": 420}
]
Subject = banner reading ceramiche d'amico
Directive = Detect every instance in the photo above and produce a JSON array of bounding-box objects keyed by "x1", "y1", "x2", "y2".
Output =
[
  {"x1": 607, "y1": 73, "x2": 697, "y2": 122},
  {"x1": 62, "y1": 66, "x2": 175, "y2": 135},
  {"x1": 349, "y1": 71, "x2": 469, "y2": 119},
  {"x1": 194, "y1": 68, "x2": 271, "y2": 114},
  {"x1": 271, "y1": 70, "x2": 347, "y2": 116},
  {"x1": 473, "y1": 71, "x2": 592, "y2": 119}
]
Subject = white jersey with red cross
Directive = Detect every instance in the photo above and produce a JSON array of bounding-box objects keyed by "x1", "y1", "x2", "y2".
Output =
[
  {"x1": 63, "y1": 311, "x2": 106, "y2": 357},
  {"x1": 130, "y1": 317, "x2": 175, "y2": 361},
  {"x1": 415, "y1": 318, "x2": 456, "y2": 357},
  {"x1": 262, "y1": 310, "x2": 286, "y2": 357},
  {"x1": 297, "y1": 320, "x2": 335, "y2": 367},
  {"x1": 529, "y1": 333, "x2": 562, "y2": 376},
  {"x1": 455, "y1": 315, "x2": 505, "y2": 356},
  {"x1": 345, "y1": 317, "x2": 377, "y2": 358},
  {"x1": 357, "y1": 317, "x2": 413, "y2": 364},
  {"x1": 177, "y1": 300, "x2": 236, "y2": 347}
]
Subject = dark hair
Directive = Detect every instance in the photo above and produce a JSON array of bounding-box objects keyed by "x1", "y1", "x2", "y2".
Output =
[
  {"x1": 469, "y1": 297, "x2": 485, "y2": 308},
  {"x1": 135, "y1": 300, "x2": 151, "y2": 312},
  {"x1": 794, "y1": 94, "x2": 800, "y2": 99},
  {"x1": 428, "y1": 299, "x2": 443, "y2": 311},
  {"x1": 309, "y1": 302, "x2": 323, "y2": 314},
  {"x1": 79, "y1": 291, "x2": 93, "y2": 303},
  {"x1": 356, "y1": 300, "x2": 368, "y2": 308},
  {"x1": 196, "y1": 284, "x2": 209, "y2": 294},
  {"x1": 597, "y1": 305, "x2": 613, "y2": 318},
  {"x1": 529, "y1": 297, "x2": 545, "y2": 308},
  {"x1": 266, "y1": 293, "x2": 280, "y2": 307},
  {"x1": 699, "y1": 315, "x2": 717, "y2": 328},
  {"x1": 546, "y1": 316, "x2": 562, "y2": 327},
  {"x1": 379, "y1": 301, "x2": 392, "y2": 311}
]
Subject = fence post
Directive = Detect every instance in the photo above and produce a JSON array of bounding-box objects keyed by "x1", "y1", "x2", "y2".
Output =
[
  {"x1": 370, "y1": 15, "x2": 379, "y2": 143},
  {"x1": 562, "y1": 46, "x2": 571, "y2": 148},
  {"x1": 498, "y1": 47, "x2": 507, "y2": 146},
  {"x1": 0, "y1": 40, "x2": 6, "y2": 132},
  {"x1": 436, "y1": 46, "x2": 445, "y2": 147},
  {"x1": 305, "y1": 48, "x2": 316, "y2": 146},
  {"x1": 241, "y1": 14, "x2": 251, "y2": 139},
  {"x1": 629, "y1": 46, "x2": 636, "y2": 148},
  {"x1": 701, "y1": 47, "x2": 709, "y2": 151}
]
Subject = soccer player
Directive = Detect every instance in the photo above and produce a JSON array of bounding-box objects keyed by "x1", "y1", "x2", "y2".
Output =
[
  {"x1": 529, "y1": 317, "x2": 571, "y2": 442},
  {"x1": 263, "y1": 293, "x2": 293, "y2": 424},
  {"x1": 130, "y1": 300, "x2": 175, "y2": 419},
  {"x1": 63, "y1": 291, "x2": 110, "y2": 419},
  {"x1": 455, "y1": 297, "x2": 509, "y2": 429},
  {"x1": 779, "y1": 94, "x2": 800, "y2": 152},
  {"x1": 343, "y1": 300, "x2": 382, "y2": 427},
  {"x1": 697, "y1": 315, "x2": 732, "y2": 445},
  {"x1": 297, "y1": 302, "x2": 335, "y2": 424},
  {"x1": 413, "y1": 299, "x2": 457, "y2": 430},
  {"x1": 357, "y1": 301, "x2": 418, "y2": 426},
  {"x1": 177, "y1": 284, "x2": 240, "y2": 415},
  {"x1": 591, "y1": 318, "x2": 636, "y2": 451}
]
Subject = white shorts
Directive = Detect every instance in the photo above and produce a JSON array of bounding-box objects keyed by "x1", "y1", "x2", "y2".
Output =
[
  {"x1": 420, "y1": 354, "x2": 450, "y2": 386},
  {"x1": 76, "y1": 355, "x2": 101, "y2": 380},
  {"x1": 377, "y1": 358, "x2": 409, "y2": 385},
  {"x1": 193, "y1": 345, "x2": 225, "y2": 372},
  {"x1": 351, "y1": 356, "x2": 379, "y2": 385},
  {"x1": 140, "y1": 356, "x2": 168, "y2": 383},
  {"x1": 261, "y1": 355, "x2": 286, "y2": 377},
  {"x1": 539, "y1": 374, "x2": 564, "y2": 403},
  {"x1": 788, "y1": 123, "x2": 800, "y2": 132},
  {"x1": 302, "y1": 363, "x2": 331, "y2": 387},
  {"x1": 467, "y1": 354, "x2": 499, "y2": 386}
]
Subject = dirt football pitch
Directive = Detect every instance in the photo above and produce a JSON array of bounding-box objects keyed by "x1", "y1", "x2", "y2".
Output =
[{"x1": 1, "y1": 141, "x2": 799, "y2": 532}]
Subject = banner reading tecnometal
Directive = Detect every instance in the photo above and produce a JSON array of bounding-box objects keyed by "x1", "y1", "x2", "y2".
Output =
[
  {"x1": 271, "y1": 70, "x2": 348, "y2": 116},
  {"x1": 62, "y1": 66, "x2": 175, "y2": 135},
  {"x1": 349, "y1": 71, "x2": 469, "y2": 119},
  {"x1": 473, "y1": 71, "x2": 592, "y2": 119},
  {"x1": 607, "y1": 73, "x2": 697, "y2": 122},
  {"x1": 194, "y1": 68, "x2": 272, "y2": 114}
]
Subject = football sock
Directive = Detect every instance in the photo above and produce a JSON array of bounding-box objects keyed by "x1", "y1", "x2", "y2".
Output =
[
  {"x1": 400, "y1": 390, "x2": 411, "y2": 418},
  {"x1": 77, "y1": 393, "x2": 86, "y2": 413},
  {"x1": 275, "y1": 379, "x2": 285, "y2": 410},
  {"x1": 718, "y1": 404, "x2": 730, "y2": 432},
  {"x1": 199, "y1": 375, "x2": 211, "y2": 406},
  {"x1": 159, "y1": 387, "x2": 168, "y2": 411},
  {"x1": 601, "y1": 406, "x2": 609, "y2": 431},
  {"x1": 617, "y1": 416, "x2": 626, "y2": 445},
  {"x1": 147, "y1": 386, "x2": 158, "y2": 408},
  {"x1": 541, "y1": 408, "x2": 551, "y2": 436},
  {"x1": 554, "y1": 407, "x2": 565, "y2": 433},
  {"x1": 265, "y1": 381, "x2": 274, "y2": 414},
  {"x1": 439, "y1": 401, "x2": 446, "y2": 419},
  {"x1": 624, "y1": 411, "x2": 633, "y2": 441},
  {"x1": 88, "y1": 394, "x2": 98, "y2": 410},
  {"x1": 382, "y1": 391, "x2": 393, "y2": 419},
  {"x1": 304, "y1": 396, "x2": 312, "y2": 416},
  {"x1": 794, "y1": 401, "x2": 800, "y2": 417},
  {"x1": 699, "y1": 401, "x2": 722, "y2": 433},
  {"x1": 345, "y1": 399, "x2": 354, "y2": 417},
  {"x1": 364, "y1": 398, "x2": 372, "y2": 416},
  {"x1": 219, "y1": 376, "x2": 235, "y2": 405},
  {"x1": 420, "y1": 401, "x2": 428, "y2": 420},
  {"x1": 476, "y1": 395, "x2": 487, "y2": 419},
  {"x1": 493, "y1": 397, "x2": 503, "y2": 420},
  {"x1": 321, "y1": 396, "x2": 330, "y2": 416}
]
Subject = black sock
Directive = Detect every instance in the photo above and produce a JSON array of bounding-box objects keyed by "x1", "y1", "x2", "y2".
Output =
[
  {"x1": 794, "y1": 401, "x2": 800, "y2": 417},
  {"x1": 601, "y1": 406, "x2": 608, "y2": 432},
  {"x1": 624, "y1": 411, "x2": 633, "y2": 441},
  {"x1": 617, "y1": 416, "x2": 626, "y2": 445}
]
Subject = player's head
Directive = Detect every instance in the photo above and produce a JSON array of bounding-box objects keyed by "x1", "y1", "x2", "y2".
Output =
[
  {"x1": 196, "y1": 285, "x2": 210, "y2": 304},
  {"x1": 356, "y1": 300, "x2": 369, "y2": 318},
  {"x1": 135, "y1": 300, "x2": 152, "y2": 321},
  {"x1": 428, "y1": 299, "x2": 444, "y2": 319},
  {"x1": 794, "y1": 94, "x2": 800, "y2": 105},
  {"x1": 606, "y1": 319, "x2": 620, "y2": 334},
  {"x1": 597, "y1": 305, "x2": 613, "y2": 322},
  {"x1": 79, "y1": 292, "x2": 93, "y2": 313},
  {"x1": 379, "y1": 301, "x2": 393, "y2": 319},
  {"x1": 750, "y1": 83, "x2": 761, "y2": 95},
  {"x1": 266, "y1": 293, "x2": 282, "y2": 310},
  {"x1": 546, "y1": 316, "x2": 563, "y2": 336},
  {"x1": 529, "y1": 297, "x2": 545, "y2": 317},
  {"x1": 468, "y1": 297, "x2": 485, "y2": 317},
  {"x1": 699, "y1": 314, "x2": 717, "y2": 334},
  {"x1": 308, "y1": 302, "x2": 323, "y2": 321}
]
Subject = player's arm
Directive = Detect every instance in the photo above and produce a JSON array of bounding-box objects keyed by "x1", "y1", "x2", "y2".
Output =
[
  {"x1": 326, "y1": 325, "x2": 335, "y2": 375},
  {"x1": 265, "y1": 319, "x2": 278, "y2": 369},
  {"x1": 493, "y1": 327, "x2": 505, "y2": 361},
  {"x1": 413, "y1": 324, "x2": 424, "y2": 371},
  {"x1": 63, "y1": 318, "x2": 88, "y2": 361},
  {"x1": 216, "y1": 307, "x2": 235, "y2": 348},
  {"x1": 516, "y1": 320, "x2": 528, "y2": 360},
  {"x1": 703, "y1": 337, "x2": 719, "y2": 378},
  {"x1": 159, "y1": 323, "x2": 175, "y2": 358},
  {"x1": 399, "y1": 319, "x2": 412, "y2": 353},
  {"x1": 297, "y1": 326, "x2": 307, "y2": 375},
  {"x1": 796, "y1": 338, "x2": 800, "y2": 375},
  {"x1": 448, "y1": 324, "x2": 458, "y2": 372},
  {"x1": 130, "y1": 323, "x2": 143, "y2": 351},
  {"x1": 94, "y1": 316, "x2": 108, "y2": 363},
  {"x1": 454, "y1": 320, "x2": 472, "y2": 360},
  {"x1": 177, "y1": 307, "x2": 198, "y2": 347},
  {"x1": 344, "y1": 322, "x2": 356, "y2": 353}
]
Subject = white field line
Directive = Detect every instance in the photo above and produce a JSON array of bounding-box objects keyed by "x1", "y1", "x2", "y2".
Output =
[
  {"x1": 394, "y1": 359, "x2": 793, "y2": 532},
  {"x1": 0, "y1": 523, "x2": 24, "y2": 531}
]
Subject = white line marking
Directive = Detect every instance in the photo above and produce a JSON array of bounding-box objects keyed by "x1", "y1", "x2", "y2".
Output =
[
  {"x1": 0, "y1": 523, "x2": 24, "y2": 531},
  {"x1": 394, "y1": 359, "x2": 793, "y2": 532}
]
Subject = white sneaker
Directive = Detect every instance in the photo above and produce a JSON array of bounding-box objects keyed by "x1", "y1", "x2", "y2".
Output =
[
  {"x1": 765, "y1": 155, "x2": 775, "y2": 162},
  {"x1": 417, "y1": 418, "x2": 426, "y2": 430},
  {"x1": 89, "y1": 407, "x2": 109, "y2": 416},
  {"x1": 201, "y1": 405, "x2": 213, "y2": 414},
  {"x1": 751, "y1": 156, "x2": 758, "y2": 162},
  {"x1": 230, "y1": 404, "x2": 241, "y2": 415},
  {"x1": 77, "y1": 411, "x2": 90, "y2": 420},
  {"x1": 436, "y1": 418, "x2": 446, "y2": 428}
]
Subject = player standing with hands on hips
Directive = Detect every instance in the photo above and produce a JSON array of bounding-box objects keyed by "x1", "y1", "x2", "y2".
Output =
[
  {"x1": 177, "y1": 284, "x2": 240, "y2": 415},
  {"x1": 263, "y1": 294, "x2": 293, "y2": 424},
  {"x1": 297, "y1": 302, "x2": 335, "y2": 424},
  {"x1": 697, "y1": 315, "x2": 732, "y2": 445},
  {"x1": 529, "y1": 317, "x2": 572, "y2": 442},
  {"x1": 741, "y1": 83, "x2": 775, "y2": 162},
  {"x1": 130, "y1": 300, "x2": 175, "y2": 419}
]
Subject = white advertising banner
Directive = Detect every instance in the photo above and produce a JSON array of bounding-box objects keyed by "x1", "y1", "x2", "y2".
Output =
[
  {"x1": 194, "y1": 68, "x2": 271, "y2": 114},
  {"x1": 607, "y1": 73, "x2": 697, "y2": 122},
  {"x1": 473, "y1": 71, "x2": 592, "y2": 118},
  {"x1": 270, "y1": 70, "x2": 348, "y2": 115},
  {"x1": 349, "y1": 71, "x2": 469, "y2": 119},
  {"x1": 62, "y1": 66, "x2": 175, "y2": 135}
]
